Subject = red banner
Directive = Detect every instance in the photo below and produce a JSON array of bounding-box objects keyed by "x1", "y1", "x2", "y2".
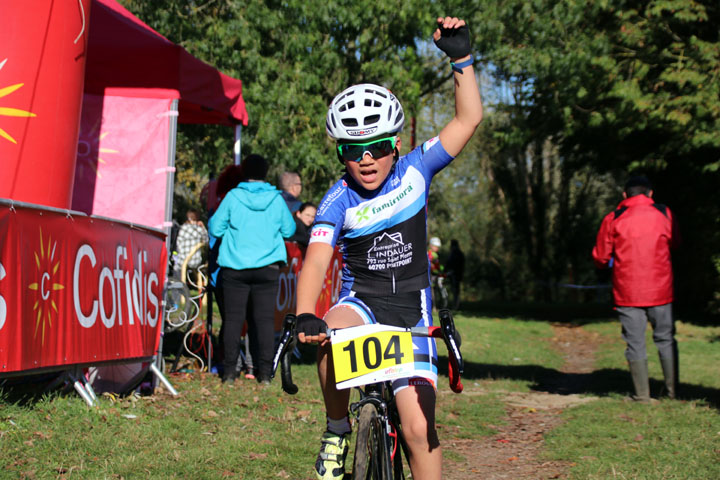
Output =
[
  {"x1": 0, "y1": 202, "x2": 167, "y2": 375},
  {"x1": 274, "y1": 242, "x2": 343, "y2": 331}
]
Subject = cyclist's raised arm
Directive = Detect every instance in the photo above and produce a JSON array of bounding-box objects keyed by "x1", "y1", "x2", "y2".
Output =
[
  {"x1": 435, "y1": 17, "x2": 483, "y2": 158},
  {"x1": 296, "y1": 242, "x2": 334, "y2": 343}
]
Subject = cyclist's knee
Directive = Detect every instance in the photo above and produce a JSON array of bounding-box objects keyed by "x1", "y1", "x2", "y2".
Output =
[
  {"x1": 396, "y1": 386, "x2": 439, "y2": 450},
  {"x1": 403, "y1": 417, "x2": 439, "y2": 451},
  {"x1": 324, "y1": 304, "x2": 365, "y2": 329}
]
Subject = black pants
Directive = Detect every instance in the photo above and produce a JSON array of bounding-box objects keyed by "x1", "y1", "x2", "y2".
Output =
[{"x1": 221, "y1": 265, "x2": 279, "y2": 379}]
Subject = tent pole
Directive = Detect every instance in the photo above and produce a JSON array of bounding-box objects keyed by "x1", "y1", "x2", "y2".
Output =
[
  {"x1": 234, "y1": 124, "x2": 242, "y2": 165},
  {"x1": 155, "y1": 98, "x2": 179, "y2": 389}
]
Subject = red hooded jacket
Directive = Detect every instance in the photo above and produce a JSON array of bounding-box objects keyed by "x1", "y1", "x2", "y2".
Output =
[{"x1": 592, "y1": 194, "x2": 679, "y2": 307}]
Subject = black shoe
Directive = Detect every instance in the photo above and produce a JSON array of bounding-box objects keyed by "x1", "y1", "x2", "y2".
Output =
[{"x1": 222, "y1": 371, "x2": 238, "y2": 384}]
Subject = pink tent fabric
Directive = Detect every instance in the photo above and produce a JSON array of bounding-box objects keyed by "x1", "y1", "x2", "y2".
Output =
[
  {"x1": 84, "y1": 0, "x2": 248, "y2": 126},
  {"x1": 72, "y1": 0, "x2": 248, "y2": 228}
]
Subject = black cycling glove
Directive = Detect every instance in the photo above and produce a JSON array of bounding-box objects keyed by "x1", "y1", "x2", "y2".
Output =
[
  {"x1": 296, "y1": 313, "x2": 327, "y2": 337},
  {"x1": 433, "y1": 24, "x2": 471, "y2": 59}
]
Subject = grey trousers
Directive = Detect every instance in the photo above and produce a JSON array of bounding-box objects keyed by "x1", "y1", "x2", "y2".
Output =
[{"x1": 617, "y1": 303, "x2": 676, "y2": 362}]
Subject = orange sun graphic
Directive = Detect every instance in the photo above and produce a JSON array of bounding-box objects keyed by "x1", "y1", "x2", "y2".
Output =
[
  {"x1": 0, "y1": 58, "x2": 37, "y2": 144},
  {"x1": 77, "y1": 119, "x2": 119, "y2": 179},
  {"x1": 27, "y1": 227, "x2": 64, "y2": 345}
]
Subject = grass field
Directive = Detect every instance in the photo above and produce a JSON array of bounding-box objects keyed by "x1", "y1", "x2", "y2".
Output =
[{"x1": 1, "y1": 307, "x2": 719, "y2": 479}]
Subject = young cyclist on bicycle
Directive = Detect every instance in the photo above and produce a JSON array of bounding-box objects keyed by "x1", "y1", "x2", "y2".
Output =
[{"x1": 295, "y1": 16, "x2": 482, "y2": 480}]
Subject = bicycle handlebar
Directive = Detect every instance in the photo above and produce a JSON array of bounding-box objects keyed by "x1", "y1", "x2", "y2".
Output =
[{"x1": 271, "y1": 308, "x2": 464, "y2": 395}]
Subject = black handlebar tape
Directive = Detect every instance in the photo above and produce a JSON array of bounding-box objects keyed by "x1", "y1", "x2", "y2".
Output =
[
  {"x1": 272, "y1": 314, "x2": 299, "y2": 394},
  {"x1": 280, "y1": 340, "x2": 298, "y2": 395},
  {"x1": 439, "y1": 309, "x2": 464, "y2": 375}
]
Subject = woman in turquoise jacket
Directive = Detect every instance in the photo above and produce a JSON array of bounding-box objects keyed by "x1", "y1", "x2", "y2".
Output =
[{"x1": 209, "y1": 154, "x2": 296, "y2": 384}]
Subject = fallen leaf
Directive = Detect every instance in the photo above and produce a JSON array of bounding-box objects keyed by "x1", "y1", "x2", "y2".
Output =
[
  {"x1": 249, "y1": 453, "x2": 268, "y2": 460},
  {"x1": 207, "y1": 410, "x2": 219, "y2": 417}
]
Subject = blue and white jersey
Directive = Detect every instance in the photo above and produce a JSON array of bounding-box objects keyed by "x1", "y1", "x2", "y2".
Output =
[{"x1": 310, "y1": 136, "x2": 453, "y2": 297}]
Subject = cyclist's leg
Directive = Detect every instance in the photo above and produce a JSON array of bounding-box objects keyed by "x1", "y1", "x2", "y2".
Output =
[
  {"x1": 395, "y1": 384, "x2": 441, "y2": 480},
  {"x1": 314, "y1": 303, "x2": 367, "y2": 479},
  {"x1": 317, "y1": 304, "x2": 365, "y2": 417}
]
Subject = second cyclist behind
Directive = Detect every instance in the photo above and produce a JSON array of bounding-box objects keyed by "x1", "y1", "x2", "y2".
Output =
[{"x1": 294, "y1": 16, "x2": 482, "y2": 480}]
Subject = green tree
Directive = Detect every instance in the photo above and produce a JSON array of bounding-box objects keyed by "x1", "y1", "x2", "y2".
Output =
[
  {"x1": 458, "y1": 0, "x2": 720, "y2": 311},
  {"x1": 119, "y1": 0, "x2": 448, "y2": 206}
]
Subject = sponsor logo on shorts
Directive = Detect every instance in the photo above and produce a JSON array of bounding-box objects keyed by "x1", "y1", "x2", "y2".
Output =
[{"x1": 408, "y1": 378, "x2": 433, "y2": 387}]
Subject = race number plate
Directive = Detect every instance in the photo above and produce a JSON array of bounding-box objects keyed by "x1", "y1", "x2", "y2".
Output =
[{"x1": 331, "y1": 324, "x2": 415, "y2": 390}]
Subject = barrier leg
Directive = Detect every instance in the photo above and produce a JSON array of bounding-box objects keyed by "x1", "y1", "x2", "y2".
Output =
[
  {"x1": 150, "y1": 362, "x2": 178, "y2": 396},
  {"x1": 68, "y1": 373, "x2": 95, "y2": 407},
  {"x1": 82, "y1": 376, "x2": 98, "y2": 402}
]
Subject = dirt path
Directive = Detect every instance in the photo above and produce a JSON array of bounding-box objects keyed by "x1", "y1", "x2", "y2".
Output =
[{"x1": 442, "y1": 324, "x2": 600, "y2": 479}]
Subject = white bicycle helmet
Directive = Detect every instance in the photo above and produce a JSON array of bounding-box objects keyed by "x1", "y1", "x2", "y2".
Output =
[
  {"x1": 326, "y1": 84, "x2": 405, "y2": 141},
  {"x1": 430, "y1": 237, "x2": 442, "y2": 248}
]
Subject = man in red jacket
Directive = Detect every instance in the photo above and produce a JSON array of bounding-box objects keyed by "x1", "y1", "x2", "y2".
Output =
[{"x1": 592, "y1": 176, "x2": 680, "y2": 401}]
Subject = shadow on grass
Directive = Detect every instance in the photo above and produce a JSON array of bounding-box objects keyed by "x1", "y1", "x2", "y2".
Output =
[
  {"x1": 437, "y1": 356, "x2": 720, "y2": 410},
  {"x1": 458, "y1": 301, "x2": 720, "y2": 327}
]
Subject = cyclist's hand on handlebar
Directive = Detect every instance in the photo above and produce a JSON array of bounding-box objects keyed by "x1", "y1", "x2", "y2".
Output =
[{"x1": 296, "y1": 313, "x2": 328, "y2": 344}]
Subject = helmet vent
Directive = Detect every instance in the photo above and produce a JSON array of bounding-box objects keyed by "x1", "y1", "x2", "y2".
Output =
[
  {"x1": 364, "y1": 114, "x2": 380, "y2": 125},
  {"x1": 394, "y1": 111, "x2": 404, "y2": 126},
  {"x1": 339, "y1": 101, "x2": 355, "y2": 112},
  {"x1": 342, "y1": 118, "x2": 358, "y2": 127}
]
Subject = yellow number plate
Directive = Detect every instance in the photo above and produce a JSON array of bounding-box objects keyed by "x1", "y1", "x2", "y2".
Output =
[{"x1": 331, "y1": 324, "x2": 415, "y2": 390}]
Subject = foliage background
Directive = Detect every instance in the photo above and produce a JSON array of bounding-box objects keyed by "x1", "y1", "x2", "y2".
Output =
[{"x1": 119, "y1": 0, "x2": 720, "y2": 318}]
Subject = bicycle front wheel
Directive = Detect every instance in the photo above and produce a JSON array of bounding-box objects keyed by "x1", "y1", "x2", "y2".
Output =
[{"x1": 352, "y1": 404, "x2": 391, "y2": 480}]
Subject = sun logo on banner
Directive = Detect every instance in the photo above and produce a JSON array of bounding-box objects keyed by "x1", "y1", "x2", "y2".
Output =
[
  {"x1": 0, "y1": 58, "x2": 37, "y2": 144},
  {"x1": 77, "y1": 118, "x2": 119, "y2": 179},
  {"x1": 27, "y1": 227, "x2": 64, "y2": 345}
]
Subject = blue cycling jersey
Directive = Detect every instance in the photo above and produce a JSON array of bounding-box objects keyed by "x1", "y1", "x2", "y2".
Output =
[{"x1": 310, "y1": 136, "x2": 453, "y2": 297}]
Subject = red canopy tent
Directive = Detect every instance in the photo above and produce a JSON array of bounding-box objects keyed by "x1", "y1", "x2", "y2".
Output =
[
  {"x1": 83, "y1": 0, "x2": 248, "y2": 126},
  {"x1": 72, "y1": 0, "x2": 249, "y2": 231},
  {"x1": 0, "y1": 0, "x2": 249, "y2": 387}
]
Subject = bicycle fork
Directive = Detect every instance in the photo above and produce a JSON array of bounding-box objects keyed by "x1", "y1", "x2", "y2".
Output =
[{"x1": 351, "y1": 384, "x2": 397, "y2": 479}]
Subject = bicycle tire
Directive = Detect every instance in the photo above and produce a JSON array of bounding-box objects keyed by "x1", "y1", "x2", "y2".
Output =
[{"x1": 352, "y1": 404, "x2": 390, "y2": 480}]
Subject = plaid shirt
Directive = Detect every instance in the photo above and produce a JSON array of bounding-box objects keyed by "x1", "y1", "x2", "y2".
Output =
[{"x1": 175, "y1": 223, "x2": 208, "y2": 269}]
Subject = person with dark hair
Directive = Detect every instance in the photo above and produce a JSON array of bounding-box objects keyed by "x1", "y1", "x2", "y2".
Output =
[
  {"x1": 207, "y1": 164, "x2": 244, "y2": 373},
  {"x1": 446, "y1": 239, "x2": 465, "y2": 310},
  {"x1": 209, "y1": 154, "x2": 296, "y2": 384},
  {"x1": 289, "y1": 201, "x2": 317, "y2": 247},
  {"x1": 294, "y1": 16, "x2": 482, "y2": 480},
  {"x1": 592, "y1": 175, "x2": 681, "y2": 402}
]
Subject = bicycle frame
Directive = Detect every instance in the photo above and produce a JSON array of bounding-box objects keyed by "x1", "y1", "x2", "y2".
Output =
[{"x1": 271, "y1": 309, "x2": 464, "y2": 479}]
